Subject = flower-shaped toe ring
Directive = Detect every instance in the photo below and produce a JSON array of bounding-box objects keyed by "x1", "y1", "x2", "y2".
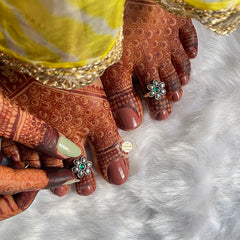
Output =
[
  {"x1": 144, "y1": 79, "x2": 166, "y2": 100},
  {"x1": 71, "y1": 156, "x2": 92, "y2": 178}
]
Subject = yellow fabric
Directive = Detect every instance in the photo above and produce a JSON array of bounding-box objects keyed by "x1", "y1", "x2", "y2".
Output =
[
  {"x1": 184, "y1": 0, "x2": 240, "y2": 10},
  {"x1": 0, "y1": 0, "x2": 125, "y2": 68}
]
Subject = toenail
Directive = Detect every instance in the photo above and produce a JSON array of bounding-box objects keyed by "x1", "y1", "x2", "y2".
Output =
[
  {"x1": 116, "y1": 108, "x2": 140, "y2": 130},
  {"x1": 171, "y1": 91, "x2": 182, "y2": 102},
  {"x1": 181, "y1": 75, "x2": 189, "y2": 86},
  {"x1": 78, "y1": 185, "x2": 96, "y2": 196},
  {"x1": 154, "y1": 110, "x2": 169, "y2": 120},
  {"x1": 107, "y1": 158, "x2": 128, "y2": 185},
  {"x1": 189, "y1": 47, "x2": 197, "y2": 58}
]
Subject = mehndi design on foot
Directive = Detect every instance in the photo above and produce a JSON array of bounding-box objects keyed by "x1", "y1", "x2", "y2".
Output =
[
  {"x1": 0, "y1": 64, "x2": 129, "y2": 195},
  {"x1": 101, "y1": 0, "x2": 198, "y2": 130}
]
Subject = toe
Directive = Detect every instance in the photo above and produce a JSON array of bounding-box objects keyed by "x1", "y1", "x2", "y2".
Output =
[
  {"x1": 101, "y1": 64, "x2": 143, "y2": 131},
  {"x1": 115, "y1": 107, "x2": 139, "y2": 130},
  {"x1": 159, "y1": 62, "x2": 183, "y2": 102},
  {"x1": 91, "y1": 138, "x2": 129, "y2": 185},
  {"x1": 135, "y1": 64, "x2": 172, "y2": 120},
  {"x1": 171, "y1": 44, "x2": 191, "y2": 86},
  {"x1": 179, "y1": 19, "x2": 198, "y2": 58},
  {"x1": 147, "y1": 96, "x2": 171, "y2": 120},
  {"x1": 108, "y1": 88, "x2": 142, "y2": 130},
  {"x1": 106, "y1": 155, "x2": 128, "y2": 185},
  {"x1": 95, "y1": 140, "x2": 129, "y2": 185},
  {"x1": 63, "y1": 142, "x2": 96, "y2": 196},
  {"x1": 42, "y1": 157, "x2": 69, "y2": 197},
  {"x1": 75, "y1": 172, "x2": 96, "y2": 196},
  {"x1": 86, "y1": 86, "x2": 129, "y2": 185}
]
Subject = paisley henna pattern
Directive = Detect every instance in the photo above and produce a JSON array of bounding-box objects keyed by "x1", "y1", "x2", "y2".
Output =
[{"x1": 101, "y1": 0, "x2": 198, "y2": 128}]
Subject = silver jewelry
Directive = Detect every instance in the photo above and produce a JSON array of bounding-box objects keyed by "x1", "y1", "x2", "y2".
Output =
[
  {"x1": 71, "y1": 156, "x2": 92, "y2": 178},
  {"x1": 145, "y1": 79, "x2": 166, "y2": 100}
]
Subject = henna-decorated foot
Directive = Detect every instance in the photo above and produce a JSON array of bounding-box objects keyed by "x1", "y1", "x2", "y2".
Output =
[
  {"x1": 0, "y1": 66, "x2": 129, "y2": 197},
  {"x1": 101, "y1": 0, "x2": 198, "y2": 130}
]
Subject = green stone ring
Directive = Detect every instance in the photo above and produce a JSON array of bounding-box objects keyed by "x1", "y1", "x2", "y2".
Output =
[
  {"x1": 145, "y1": 79, "x2": 166, "y2": 100},
  {"x1": 71, "y1": 156, "x2": 92, "y2": 178}
]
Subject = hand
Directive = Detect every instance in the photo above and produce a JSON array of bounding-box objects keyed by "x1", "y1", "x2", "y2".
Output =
[
  {"x1": 0, "y1": 65, "x2": 129, "y2": 199},
  {"x1": 0, "y1": 89, "x2": 82, "y2": 220}
]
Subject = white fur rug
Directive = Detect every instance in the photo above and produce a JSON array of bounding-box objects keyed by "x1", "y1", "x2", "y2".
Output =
[{"x1": 1, "y1": 21, "x2": 240, "y2": 240}]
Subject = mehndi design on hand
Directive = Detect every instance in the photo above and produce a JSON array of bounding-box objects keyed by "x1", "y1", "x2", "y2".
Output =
[{"x1": 0, "y1": 64, "x2": 129, "y2": 196}]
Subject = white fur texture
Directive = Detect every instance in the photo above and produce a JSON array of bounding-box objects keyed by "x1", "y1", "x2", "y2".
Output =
[{"x1": 1, "y1": 21, "x2": 240, "y2": 240}]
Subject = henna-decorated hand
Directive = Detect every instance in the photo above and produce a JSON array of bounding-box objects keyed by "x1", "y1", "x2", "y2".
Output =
[
  {"x1": 101, "y1": 0, "x2": 198, "y2": 130},
  {"x1": 0, "y1": 65, "x2": 129, "y2": 199},
  {"x1": 0, "y1": 89, "x2": 82, "y2": 220}
]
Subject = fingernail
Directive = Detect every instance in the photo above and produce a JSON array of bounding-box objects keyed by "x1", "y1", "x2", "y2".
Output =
[
  {"x1": 51, "y1": 185, "x2": 69, "y2": 197},
  {"x1": 154, "y1": 110, "x2": 169, "y2": 120},
  {"x1": 57, "y1": 136, "x2": 81, "y2": 157},
  {"x1": 181, "y1": 75, "x2": 189, "y2": 86},
  {"x1": 116, "y1": 108, "x2": 140, "y2": 130},
  {"x1": 189, "y1": 47, "x2": 197, "y2": 58},
  {"x1": 107, "y1": 158, "x2": 128, "y2": 185},
  {"x1": 171, "y1": 91, "x2": 182, "y2": 102},
  {"x1": 46, "y1": 168, "x2": 78, "y2": 189},
  {"x1": 78, "y1": 185, "x2": 96, "y2": 196}
]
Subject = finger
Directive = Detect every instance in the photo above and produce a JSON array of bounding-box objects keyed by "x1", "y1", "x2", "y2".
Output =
[
  {"x1": 0, "y1": 160, "x2": 38, "y2": 221},
  {"x1": 42, "y1": 157, "x2": 68, "y2": 197},
  {"x1": 0, "y1": 166, "x2": 78, "y2": 195},
  {"x1": 17, "y1": 144, "x2": 42, "y2": 168},
  {"x1": 0, "y1": 91, "x2": 81, "y2": 159},
  {"x1": 0, "y1": 192, "x2": 37, "y2": 221},
  {"x1": 42, "y1": 157, "x2": 64, "y2": 168},
  {"x1": 1, "y1": 138, "x2": 20, "y2": 162},
  {"x1": 179, "y1": 18, "x2": 198, "y2": 58}
]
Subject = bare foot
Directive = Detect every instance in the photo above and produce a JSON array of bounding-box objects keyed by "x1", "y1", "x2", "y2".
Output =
[
  {"x1": 101, "y1": 0, "x2": 198, "y2": 130},
  {"x1": 0, "y1": 65, "x2": 129, "y2": 197}
]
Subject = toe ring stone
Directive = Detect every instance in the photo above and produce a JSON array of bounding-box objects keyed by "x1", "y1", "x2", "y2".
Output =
[
  {"x1": 71, "y1": 156, "x2": 92, "y2": 178},
  {"x1": 144, "y1": 79, "x2": 166, "y2": 100}
]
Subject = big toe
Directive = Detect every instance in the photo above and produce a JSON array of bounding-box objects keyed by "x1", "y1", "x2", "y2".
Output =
[
  {"x1": 116, "y1": 107, "x2": 140, "y2": 131},
  {"x1": 107, "y1": 157, "x2": 128, "y2": 185}
]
